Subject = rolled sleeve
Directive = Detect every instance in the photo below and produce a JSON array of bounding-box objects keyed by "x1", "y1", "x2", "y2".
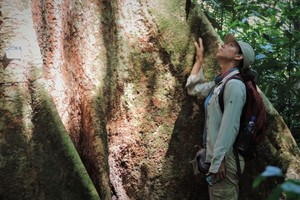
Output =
[{"x1": 186, "y1": 68, "x2": 215, "y2": 98}]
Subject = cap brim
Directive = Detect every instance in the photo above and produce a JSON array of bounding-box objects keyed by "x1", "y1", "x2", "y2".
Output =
[
  {"x1": 224, "y1": 33, "x2": 255, "y2": 68},
  {"x1": 224, "y1": 33, "x2": 238, "y2": 45}
]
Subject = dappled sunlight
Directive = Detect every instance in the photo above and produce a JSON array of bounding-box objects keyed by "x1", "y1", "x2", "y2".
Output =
[
  {"x1": 0, "y1": 0, "x2": 43, "y2": 144},
  {"x1": 1, "y1": 0, "x2": 299, "y2": 199}
]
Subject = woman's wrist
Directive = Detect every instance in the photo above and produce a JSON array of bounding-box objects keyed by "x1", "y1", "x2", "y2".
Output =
[{"x1": 195, "y1": 59, "x2": 203, "y2": 66}]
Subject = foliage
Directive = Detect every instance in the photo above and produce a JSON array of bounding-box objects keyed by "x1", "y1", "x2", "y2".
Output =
[
  {"x1": 191, "y1": 0, "x2": 300, "y2": 146},
  {"x1": 253, "y1": 166, "x2": 300, "y2": 200}
]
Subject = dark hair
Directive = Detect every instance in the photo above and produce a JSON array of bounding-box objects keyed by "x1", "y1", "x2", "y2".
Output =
[
  {"x1": 239, "y1": 67, "x2": 257, "y2": 82},
  {"x1": 236, "y1": 47, "x2": 257, "y2": 82}
]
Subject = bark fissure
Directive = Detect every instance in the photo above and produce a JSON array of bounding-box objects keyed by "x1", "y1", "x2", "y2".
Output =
[{"x1": 1, "y1": 0, "x2": 299, "y2": 199}]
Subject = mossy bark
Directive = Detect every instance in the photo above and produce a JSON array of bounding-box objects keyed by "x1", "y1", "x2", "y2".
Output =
[
  {"x1": 1, "y1": 0, "x2": 299, "y2": 200},
  {"x1": 0, "y1": 0, "x2": 99, "y2": 199}
]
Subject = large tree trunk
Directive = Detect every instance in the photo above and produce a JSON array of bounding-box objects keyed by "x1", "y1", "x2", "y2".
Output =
[{"x1": 0, "y1": 0, "x2": 299, "y2": 200}]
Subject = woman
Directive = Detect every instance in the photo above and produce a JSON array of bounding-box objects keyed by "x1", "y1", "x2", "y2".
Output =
[{"x1": 186, "y1": 34, "x2": 256, "y2": 200}]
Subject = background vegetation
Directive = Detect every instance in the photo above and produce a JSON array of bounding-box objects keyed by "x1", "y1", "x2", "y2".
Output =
[{"x1": 190, "y1": 0, "x2": 300, "y2": 146}]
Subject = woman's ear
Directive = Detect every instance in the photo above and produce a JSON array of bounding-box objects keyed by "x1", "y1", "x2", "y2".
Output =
[{"x1": 235, "y1": 54, "x2": 243, "y2": 61}]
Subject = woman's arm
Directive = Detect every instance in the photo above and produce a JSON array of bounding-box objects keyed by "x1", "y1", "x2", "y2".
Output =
[{"x1": 186, "y1": 37, "x2": 215, "y2": 98}]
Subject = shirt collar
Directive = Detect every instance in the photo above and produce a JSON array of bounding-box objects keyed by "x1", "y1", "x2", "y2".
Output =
[{"x1": 214, "y1": 67, "x2": 239, "y2": 84}]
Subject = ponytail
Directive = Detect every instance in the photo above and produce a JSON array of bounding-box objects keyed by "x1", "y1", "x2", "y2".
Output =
[{"x1": 239, "y1": 67, "x2": 257, "y2": 83}]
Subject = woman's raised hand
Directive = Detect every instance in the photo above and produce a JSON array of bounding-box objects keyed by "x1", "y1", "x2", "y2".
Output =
[{"x1": 194, "y1": 37, "x2": 204, "y2": 65}]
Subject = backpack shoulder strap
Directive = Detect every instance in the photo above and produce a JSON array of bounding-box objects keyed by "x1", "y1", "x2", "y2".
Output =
[{"x1": 218, "y1": 74, "x2": 243, "y2": 113}]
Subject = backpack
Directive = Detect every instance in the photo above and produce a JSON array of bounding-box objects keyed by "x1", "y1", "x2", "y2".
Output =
[{"x1": 218, "y1": 74, "x2": 267, "y2": 161}]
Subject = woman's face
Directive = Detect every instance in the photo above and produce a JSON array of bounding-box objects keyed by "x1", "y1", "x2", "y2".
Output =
[{"x1": 216, "y1": 42, "x2": 241, "y2": 61}]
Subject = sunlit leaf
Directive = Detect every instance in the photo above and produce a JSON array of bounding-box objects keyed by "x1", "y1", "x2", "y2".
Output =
[
  {"x1": 256, "y1": 54, "x2": 266, "y2": 60},
  {"x1": 281, "y1": 181, "x2": 300, "y2": 194},
  {"x1": 261, "y1": 166, "x2": 284, "y2": 177},
  {"x1": 259, "y1": 44, "x2": 273, "y2": 52}
]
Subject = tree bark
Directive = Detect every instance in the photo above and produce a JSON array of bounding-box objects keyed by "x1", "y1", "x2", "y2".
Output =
[
  {"x1": 0, "y1": 0, "x2": 99, "y2": 199},
  {"x1": 0, "y1": 0, "x2": 299, "y2": 200}
]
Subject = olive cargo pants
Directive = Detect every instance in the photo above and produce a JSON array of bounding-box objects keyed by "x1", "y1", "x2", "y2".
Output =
[{"x1": 208, "y1": 152, "x2": 245, "y2": 200}]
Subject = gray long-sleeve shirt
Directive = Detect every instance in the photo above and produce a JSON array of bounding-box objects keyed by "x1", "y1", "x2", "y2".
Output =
[{"x1": 186, "y1": 68, "x2": 246, "y2": 173}]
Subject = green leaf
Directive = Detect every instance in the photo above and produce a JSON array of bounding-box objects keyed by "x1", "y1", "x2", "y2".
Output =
[
  {"x1": 268, "y1": 185, "x2": 284, "y2": 200},
  {"x1": 252, "y1": 10, "x2": 261, "y2": 17},
  {"x1": 252, "y1": 175, "x2": 266, "y2": 188},
  {"x1": 286, "y1": 193, "x2": 300, "y2": 200}
]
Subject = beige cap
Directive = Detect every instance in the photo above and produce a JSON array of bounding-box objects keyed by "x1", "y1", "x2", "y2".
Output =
[{"x1": 224, "y1": 33, "x2": 255, "y2": 68}]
